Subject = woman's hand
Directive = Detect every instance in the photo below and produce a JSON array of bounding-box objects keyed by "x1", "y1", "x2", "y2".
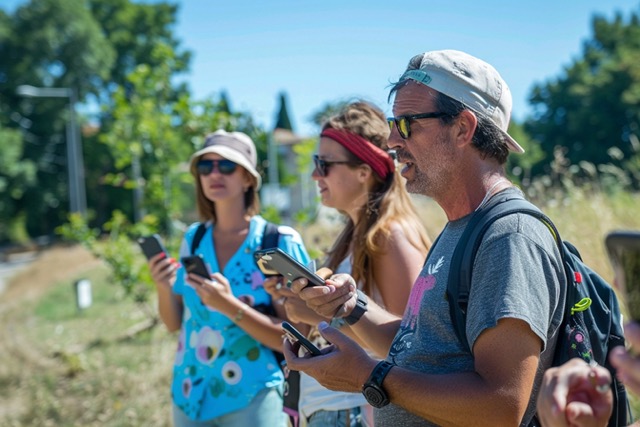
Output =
[
  {"x1": 191, "y1": 272, "x2": 234, "y2": 311},
  {"x1": 148, "y1": 253, "x2": 179, "y2": 289},
  {"x1": 263, "y1": 275, "x2": 324, "y2": 325},
  {"x1": 263, "y1": 275, "x2": 288, "y2": 299}
]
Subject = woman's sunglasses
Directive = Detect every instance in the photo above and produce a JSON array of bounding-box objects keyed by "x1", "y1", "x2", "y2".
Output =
[
  {"x1": 196, "y1": 159, "x2": 238, "y2": 176},
  {"x1": 312, "y1": 154, "x2": 355, "y2": 177}
]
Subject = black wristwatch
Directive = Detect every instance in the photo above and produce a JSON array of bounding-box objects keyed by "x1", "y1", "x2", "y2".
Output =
[
  {"x1": 362, "y1": 360, "x2": 394, "y2": 408},
  {"x1": 344, "y1": 289, "x2": 368, "y2": 325}
]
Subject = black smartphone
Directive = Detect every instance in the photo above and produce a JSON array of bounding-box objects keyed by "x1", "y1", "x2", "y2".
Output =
[
  {"x1": 605, "y1": 230, "x2": 640, "y2": 321},
  {"x1": 138, "y1": 234, "x2": 167, "y2": 260},
  {"x1": 254, "y1": 248, "x2": 325, "y2": 288},
  {"x1": 282, "y1": 321, "x2": 322, "y2": 356},
  {"x1": 181, "y1": 255, "x2": 211, "y2": 279}
]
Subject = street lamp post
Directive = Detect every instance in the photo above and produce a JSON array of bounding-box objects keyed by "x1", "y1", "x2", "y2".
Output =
[{"x1": 16, "y1": 85, "x2": 87, "y2": 217}]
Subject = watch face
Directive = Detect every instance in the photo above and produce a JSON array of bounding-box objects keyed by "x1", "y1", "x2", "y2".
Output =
[{"x1": 363, "y1": 385, "x2": 389, "y2": 408}]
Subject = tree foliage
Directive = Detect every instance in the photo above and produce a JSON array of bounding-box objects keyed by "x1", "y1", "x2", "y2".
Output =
[
  {"x1": 0, "y1": 0, "x2": 115, "y2": 241},
  {"x1": 274, "y1": 91, "x2": 293, "y2": 131},
  {"x1": 525, "y1": 7, "x2": 640, "y2": 189}
]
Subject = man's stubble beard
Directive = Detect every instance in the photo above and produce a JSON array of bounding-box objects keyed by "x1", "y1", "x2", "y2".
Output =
[{"x1": 404, "y1": 131, "x2": 454, "y2": 199}]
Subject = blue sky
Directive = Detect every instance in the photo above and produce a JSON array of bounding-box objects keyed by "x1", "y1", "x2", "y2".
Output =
[
  {"x1": 173, "y1": 0, "x2": 639, "y2": 136},
  {"x1": 3, "y1": 0, "x2": 639, "y2": 136}
]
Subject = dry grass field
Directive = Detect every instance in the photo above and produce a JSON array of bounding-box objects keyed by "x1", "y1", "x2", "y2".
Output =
[{"x1": 0, "y1": 190, "x2": 638, "y2": 426}]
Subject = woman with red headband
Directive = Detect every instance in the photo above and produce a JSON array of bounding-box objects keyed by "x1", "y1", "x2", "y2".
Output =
[{"x1": 266, "y1": 101, "x2": 431, "y2": 427}]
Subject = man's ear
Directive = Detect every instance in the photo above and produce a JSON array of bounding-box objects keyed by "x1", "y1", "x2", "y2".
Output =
[{"x1": 454, "y1": 110, "x2": 478, "y2": 147}]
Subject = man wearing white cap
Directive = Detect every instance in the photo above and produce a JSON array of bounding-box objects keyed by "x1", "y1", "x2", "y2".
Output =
[{"x1": 284, "y1": 50, "x2": 566, "y2": 426}]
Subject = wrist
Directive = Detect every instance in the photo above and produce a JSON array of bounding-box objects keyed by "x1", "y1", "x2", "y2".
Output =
[
  {"x1": 344, "y1": 289, "x2": 368, "y2": 325},
  {"x1": 362, "y1": 360, "x2": 394, "y2": 408},
  {"x1": 220, "y1": 296, "x2": 244, "y2": 318}
]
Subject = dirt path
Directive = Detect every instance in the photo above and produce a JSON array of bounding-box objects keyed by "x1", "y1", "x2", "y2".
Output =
[{"x1": 0, "y1": 245, "x2": 101, "y2": 304}]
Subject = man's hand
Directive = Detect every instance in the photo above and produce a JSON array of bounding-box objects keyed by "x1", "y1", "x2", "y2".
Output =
[
  {"x1": 610, "y1": 321, "x2": 640, "y2": 396},
  {"x1": 290, "y1": 270, "x2": 358, "y2": 319},
  {"x1": 283, "y1": 321, "x2": 378, "y2": 393},
  {"x1": 536, "y1": 358, "x2": 613, "y2": 427}
]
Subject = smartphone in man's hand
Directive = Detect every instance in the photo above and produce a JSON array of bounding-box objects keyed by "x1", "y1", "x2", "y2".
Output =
[
  {"x1": 282, "y1": 321, "x2": 322, "y2": 356},
  {"x1": 605, "y1": 230, "x2": 640, "y2": 321}
]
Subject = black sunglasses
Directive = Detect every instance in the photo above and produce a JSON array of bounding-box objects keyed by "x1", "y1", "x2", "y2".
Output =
[
  {"x1": 196, "y1": 159, "x2": 238, "y2": 175},
  {"x1": 312, "y1": 154, "x2": 355, "y2": 177},
  {"x1": 387, "y1": 112, "x2": 451, "y2": 139}
]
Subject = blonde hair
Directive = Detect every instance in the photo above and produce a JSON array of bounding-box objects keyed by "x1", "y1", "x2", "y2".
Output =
[{"x1": 322, "y1": 101, "x2": 431, "y2": 296}]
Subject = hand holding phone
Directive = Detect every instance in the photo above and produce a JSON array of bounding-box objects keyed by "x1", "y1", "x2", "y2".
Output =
[
  {"x1": 138, "y1": 234, "x2": 167, "y2": 260},
  {"x1": 605, "y1": 231, "x2": 640, "y2": 321},
  {"x1": 254, "y1": 248, "x2": 325, "y2": 288},
  {"x1": 181, "y1": 255, "x2": 211, "y2": 279},
  {"x1": 282, "y1": 321, "x2": 322, "y2": 356}
]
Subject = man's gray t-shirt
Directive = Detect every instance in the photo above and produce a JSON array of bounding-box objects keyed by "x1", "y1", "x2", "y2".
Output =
[{"x1": 375, "y1": 189, "x2": 566, "y2": 426}]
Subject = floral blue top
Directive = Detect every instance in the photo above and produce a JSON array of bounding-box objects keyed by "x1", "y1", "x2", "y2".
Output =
[{"x1": 171, "y1": 215, "x2": 310, "y2": 420}]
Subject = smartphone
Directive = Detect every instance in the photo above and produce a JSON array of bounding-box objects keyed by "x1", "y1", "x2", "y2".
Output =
[
  {"x1": 605, "y1": 230, "x2": 640, "y2": 321},
  {"x1": 138, "y1": 234, "x2": 167, "y2": 260},
  {"x1": 282, "y1": 321, "x2": 322, "y2": 356},
  {"x1": 254, "y1": 248, "x2": 325, "y2": 288},
  {"x1": 181, "y1": 255, "x2": 211, "y2": 279}
]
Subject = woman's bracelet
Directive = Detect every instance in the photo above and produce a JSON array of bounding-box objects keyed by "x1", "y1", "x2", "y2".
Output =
[{"x1": 233, "y1": 305, "x2": 246, "y2": 323}]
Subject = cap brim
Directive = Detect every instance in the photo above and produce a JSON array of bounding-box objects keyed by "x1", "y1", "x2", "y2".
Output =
[
  {"x1": 503, "y1": 131, "x2": 525, "y2": 154},
  {"x1": 190, "y1": 146, "x2": 262, "y2": 189}
]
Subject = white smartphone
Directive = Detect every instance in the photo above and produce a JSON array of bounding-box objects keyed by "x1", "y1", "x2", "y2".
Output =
[{"x1": 605, "y1": 230, "x2": 640, "y2": 321}]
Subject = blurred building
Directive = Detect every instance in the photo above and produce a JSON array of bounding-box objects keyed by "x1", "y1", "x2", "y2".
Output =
[{"x1": 260, "y1": 93, "x2": 318, "y2": 223}]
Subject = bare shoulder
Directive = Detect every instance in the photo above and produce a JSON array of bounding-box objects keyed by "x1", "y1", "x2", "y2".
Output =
[{"x1": 378, "y1": 221, "x2": 411, "y2": 248}]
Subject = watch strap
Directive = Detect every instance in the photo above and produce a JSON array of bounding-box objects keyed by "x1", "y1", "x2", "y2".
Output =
[
  {"x1": 345, "y1": 289, "x2": 368, "y2": 325},
  {"x1": 362, "y1": 360, "x2": 394, "y2": 408}
]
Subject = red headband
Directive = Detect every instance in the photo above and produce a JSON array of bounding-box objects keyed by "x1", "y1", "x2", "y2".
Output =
[{"x1": 320, "y1": 128, "x2": 395, "y2": 179}]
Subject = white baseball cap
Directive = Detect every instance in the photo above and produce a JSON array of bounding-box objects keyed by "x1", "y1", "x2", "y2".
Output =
[{"x1": 398, "y1": 50, "x2": 524, "y2": 154}]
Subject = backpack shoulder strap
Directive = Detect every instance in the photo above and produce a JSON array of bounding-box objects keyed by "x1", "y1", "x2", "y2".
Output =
[
  {"x1": 190, "y1": 223, "x2": 208, "y2": 255},
  {"x1": 448, "y1": 191, "x2": 563, "y2": 352},
  {"x1": 262, "y1": 222, "x2": 280, "y2": 250}
]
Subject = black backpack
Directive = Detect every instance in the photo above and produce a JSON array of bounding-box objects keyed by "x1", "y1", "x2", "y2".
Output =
[{"x1": 442, "y1": 192, "x2": 631, "y2": 427}]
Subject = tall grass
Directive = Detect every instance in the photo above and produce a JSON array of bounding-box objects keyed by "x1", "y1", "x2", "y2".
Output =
[{"x1": 0, "y1": 187, "x2": 639, "y2": 426}]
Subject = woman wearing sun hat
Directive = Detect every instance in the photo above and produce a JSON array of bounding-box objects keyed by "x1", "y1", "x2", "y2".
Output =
[{"x1": 148, "y1": 129, "x2": 310, "y2": 427}]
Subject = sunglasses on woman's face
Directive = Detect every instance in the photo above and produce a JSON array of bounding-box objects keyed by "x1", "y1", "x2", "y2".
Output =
[
  {"x1": 196, "y1": 159, "x2": 238, "y2": 175},
  {"x1": 312, "y1": 154, "x2": 356, "y2": 177}
]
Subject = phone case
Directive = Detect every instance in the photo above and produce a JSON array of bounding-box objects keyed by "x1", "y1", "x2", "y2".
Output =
[
  {"x1": 254, "y1": 248, "x2": 325, "y2": 287},
  {"x1": 181, "y1": 255, "x2": 210, "y2": 278},
  {"x1": 605, "y1": 231, "x2": 640, "y2": 321},
  {"x1": 138, "y1": 234, "x2": 167, "y2": 260},
  {"x1": 282, "y1": 321, "x2": 322, "y2": 356}
]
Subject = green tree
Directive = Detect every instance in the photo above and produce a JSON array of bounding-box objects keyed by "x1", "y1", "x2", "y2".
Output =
[
  {"x1": 309, "y1": 100, "x2": 349, "y2": 129},
  {"x1": 0, "y1": 125, "x2": 37, "y2": 242},
  {"x1": 274, "y1": 91, "x2": 293, "y2": 131},
  {"x1": 0, "y1": 0, "x2": 115, "y2": 240},
  {"x1": 525, "y1": 7, "x2": 640, "y2": 188},
  {"x1": 0, "y1": 0, "x2": 194, "y2": 240}
]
